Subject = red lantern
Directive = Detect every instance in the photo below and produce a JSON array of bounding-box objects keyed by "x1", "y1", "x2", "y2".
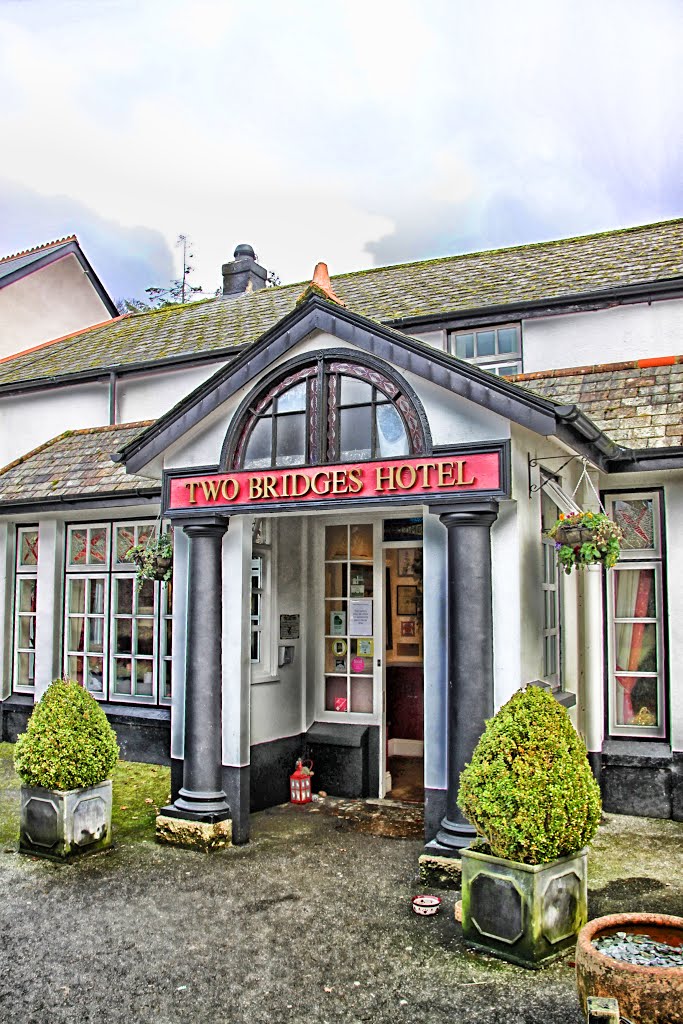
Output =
[{"x1": 290, "y1": 758, "x2": 313, "y2": 804}]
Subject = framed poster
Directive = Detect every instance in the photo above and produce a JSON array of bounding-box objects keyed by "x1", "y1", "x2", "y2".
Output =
[
  {"x1": 330, "y1": 610, "x2": 346, "y2": 636},
  {"x1": 356, "y1": 638, "x2": 373, "y2": 657},
  {"x1": 397, "y1": 586, "x2": 418, "y2": 616},
  {"x1": 397, "y1": 549, "x2": 415, "y2": 577},
  {"x1": 348, "y1": 598, "x2": 373, "y2": 636},
  {"x1": 279, "y1": 614, "x2": 300, "y2": 640}
]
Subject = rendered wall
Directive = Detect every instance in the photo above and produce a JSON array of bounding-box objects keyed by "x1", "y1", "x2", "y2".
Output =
[
  {"x1": 116, "y1": 361, "x2": 225, "y2": 425},
  {"x1": 0, "y1": 382, "x2": 109, "y2": 467},
  {"x1": 0, "y1": 254, "x2": 110, "y2": 359},
  {"x1": 522, "y1": 298, "x2": 683, "y2": 373}
]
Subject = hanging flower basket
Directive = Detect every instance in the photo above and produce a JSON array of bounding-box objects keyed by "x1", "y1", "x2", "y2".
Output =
[
  {"x1": 548, "y1": 512, "x2": 623, "y2": 575},
  {"x1": 125, "y1": 530, "x2": 173, "y2": 589}
]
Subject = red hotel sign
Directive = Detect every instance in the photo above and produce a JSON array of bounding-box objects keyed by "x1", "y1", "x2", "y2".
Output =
[{"x1": 168, "y1": 452, "x2": 502, "y2": 512}]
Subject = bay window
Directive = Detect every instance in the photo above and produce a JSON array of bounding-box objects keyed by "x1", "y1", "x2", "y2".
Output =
[
  {"x1": 13, "y1": 527, "x2": 39, "y2": 692},
  {"x1": 64, "y1": 521, "x2": 172, "y2": 705}
]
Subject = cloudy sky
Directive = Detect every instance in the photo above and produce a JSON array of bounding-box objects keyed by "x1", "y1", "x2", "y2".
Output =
[{"x1": 1, "y1": 0, "x2": 681, "y2": 303}]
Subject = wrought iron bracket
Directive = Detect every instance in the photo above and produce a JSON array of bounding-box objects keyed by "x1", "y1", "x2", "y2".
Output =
[{"x1": 528, "y1": 453, "x2": 580, "y2": 496}]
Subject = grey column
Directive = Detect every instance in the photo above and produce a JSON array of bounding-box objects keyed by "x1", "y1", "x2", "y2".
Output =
[
  {"x1": 165, "y1": 515, "x2": 230, "y2": 823},
  {"x1": 432, "y1": 500, "x2": 498, "y2": 854}
]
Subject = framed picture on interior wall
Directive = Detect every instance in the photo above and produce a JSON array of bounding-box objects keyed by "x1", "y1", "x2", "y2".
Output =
[
  {"x1": 397, "y1": 549, "x2": 415, "y2": 577},
  {"x1": 400, "y1": 620, "x2": 416, "y2": 637},
  {"x1": 396, "y1": 585, "x2": 418, "y2": 616}
]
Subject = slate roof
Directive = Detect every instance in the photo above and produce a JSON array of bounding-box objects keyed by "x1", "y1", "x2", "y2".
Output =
[
  {"x1": 512, "y1": 357, "x2": 683, "y2": 450},
  {"x1": 0, "y1": 422, "x2": 157, "y2": 506},
  {"x1": 0, "y1": 217, "x2": 681, "y2": 389}
]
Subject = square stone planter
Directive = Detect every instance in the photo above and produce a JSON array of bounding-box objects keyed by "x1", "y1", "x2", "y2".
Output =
[
  {"x1": 460, "y1": 844, "x2": 588, "y2": 968},
  {"x1": 20, "y1": 779, "x2": 113, "y2": 860}
]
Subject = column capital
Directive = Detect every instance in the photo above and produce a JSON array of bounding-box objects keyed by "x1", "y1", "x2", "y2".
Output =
[
  {"x1": 177, "y1": 514, "x2": 230, "y2": 539},
  {"x1": 431, "y1": 499, "x2": 499, "y2": 529}
]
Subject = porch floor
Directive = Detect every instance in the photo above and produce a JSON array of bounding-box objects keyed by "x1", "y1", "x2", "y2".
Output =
[{"x1": 387, "y1": 754, "x2": 424, "y2": 804}]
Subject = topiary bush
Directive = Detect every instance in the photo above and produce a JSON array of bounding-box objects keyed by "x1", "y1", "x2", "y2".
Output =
[
  {"x1": 458, "y1": 686, "x2": 601, "y2": 865},
  {"x1": 14, "y1": 679, "x2": 119, "y2": 790}
]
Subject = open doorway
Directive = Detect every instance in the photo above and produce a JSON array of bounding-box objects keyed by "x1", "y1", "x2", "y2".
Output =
[{"x1": 384, "y1": 539, "x2": 424, "y2": 804}]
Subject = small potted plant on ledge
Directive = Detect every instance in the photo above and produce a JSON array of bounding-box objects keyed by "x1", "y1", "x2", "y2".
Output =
[
  {"x1": 457, "y1": 686, "x2": 602, "y2": 968},
  {"x1": 548, "y1": 511, "x2": 623, "y2": 575},
  {"x1": 14, "y1": 678, "x2": 120, "y2": 860},
  {"x1": 125, "y1": 529, "x2": 173, "y2": 589}
]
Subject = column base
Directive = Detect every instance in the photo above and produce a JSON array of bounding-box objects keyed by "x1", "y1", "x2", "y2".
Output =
[
  {"x1": 156, "y1": 812, "x2": 232, "y2": 852},
  {"x1": 425, "y1": 817, "x2": 477, "y2": 858},
  {"x1": 418, "y1": 852, "x2": 463, "y2": 888},
  {"x1": 165, "y1": 786, "x2": 231, "y2": 821}
]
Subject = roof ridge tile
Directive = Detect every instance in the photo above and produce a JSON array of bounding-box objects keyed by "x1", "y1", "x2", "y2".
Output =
[{"x1": 0, "y1": 235, "x2": 78, "y2": 266}]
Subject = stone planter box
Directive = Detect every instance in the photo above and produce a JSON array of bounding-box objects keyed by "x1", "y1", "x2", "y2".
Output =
[
  {"x1": 20, "y1": 779, "x2": 113, "y2": 860},
  {"x1": 576, "y1": 913, "x2": 683, "y2": 1024},
  {"x1": 460, "y1": 844, "x2": 588, "y2": 968}
]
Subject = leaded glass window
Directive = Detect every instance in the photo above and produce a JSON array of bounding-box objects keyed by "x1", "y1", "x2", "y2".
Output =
[{"x1": 231, "y1": 356, "x2": 426, "y2": 470}]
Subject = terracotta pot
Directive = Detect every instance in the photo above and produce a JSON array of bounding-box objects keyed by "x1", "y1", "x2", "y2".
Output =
[
  {"x1": 576, "y1": 913, "x2": 683, "y2": 1024},
  {"x1": 554, "y1": 524, "x2": 596, "y2": 547}
]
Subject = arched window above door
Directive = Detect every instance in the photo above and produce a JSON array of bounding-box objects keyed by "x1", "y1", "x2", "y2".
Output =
[{"x1": 223, "y1": 352, "x2": 430, "y2": 470}]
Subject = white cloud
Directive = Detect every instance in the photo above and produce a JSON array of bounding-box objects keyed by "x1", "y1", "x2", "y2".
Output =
[{"x1": 0, "y1": 0, "x2": 680, "y2": 297}]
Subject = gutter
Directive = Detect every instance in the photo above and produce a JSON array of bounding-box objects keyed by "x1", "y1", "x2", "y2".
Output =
[
  {"x1": 385, "y1": 276, "x2": 683, "y2": 331},
  {"x1": 0, "y1": 343, "x2": 249, "y2": 397}
]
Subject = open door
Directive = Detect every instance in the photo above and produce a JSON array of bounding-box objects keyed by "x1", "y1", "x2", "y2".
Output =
[{"x1": 384, "y1": 542, "x2": 424, "y2": 804}]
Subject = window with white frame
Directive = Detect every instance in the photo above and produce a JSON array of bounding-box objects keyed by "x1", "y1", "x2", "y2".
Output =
[
  {"x1": 449, "y1": 324, "x2": 522, "y2": 376},
  {"x1": 63, "y1": 521, "x2": 172, "y2": 705},
  {"x1": 540, "y1": 484, "x2": 561, "y2": 688},
  {"x1": 13, "y1": 527, "x2": 39, "y2": 692},
  {"x1": 604, "y1": 492, "x2": 666, "y2": 738},
  {"x1": 250, "y1": 518, "x2": 275, "y2": 679}
]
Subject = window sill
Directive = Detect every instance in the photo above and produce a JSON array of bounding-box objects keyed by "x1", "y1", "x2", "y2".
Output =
[
  {"x1": 251, "y1": 673, "x2": 281, "y2": 686},
  {"x1": 527, "y1": 679, "x2": 576, "y2": 709}
]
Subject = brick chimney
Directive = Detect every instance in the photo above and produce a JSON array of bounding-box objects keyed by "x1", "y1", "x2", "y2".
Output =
[{"x1": 221, "y1": 244, "x2": 267, "y2": 297}]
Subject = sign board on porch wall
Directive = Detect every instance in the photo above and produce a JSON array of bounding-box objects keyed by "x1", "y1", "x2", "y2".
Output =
[{"x1": 164, "y1": 444, "x2": 510, "y2": 516}]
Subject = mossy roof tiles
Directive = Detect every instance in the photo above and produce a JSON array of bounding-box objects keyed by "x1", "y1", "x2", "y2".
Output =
[
  {"x1": 0, "y1": 422, "x2": 157, "y2": 504},
  {"x1": 1, "y1": 218, "x2": 681, "y2": 388}
]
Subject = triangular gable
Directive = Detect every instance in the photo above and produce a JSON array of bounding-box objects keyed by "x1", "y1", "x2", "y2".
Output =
[{"x1": 115, "y1": 293, "x2": 615, "y2": 475}]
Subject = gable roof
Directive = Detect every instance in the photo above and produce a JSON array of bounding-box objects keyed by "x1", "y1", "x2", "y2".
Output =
[
  {"x1": 0, "y1": 217, "x2": 681, "y2": 391},
  {"x1": 0, "y1": 235, "x2": 118, "y2": 319},
  {"x1": 512, "y1": 357, "x2": 683, "y2": 451},
  {"x1": 0, "y1": 421, "x2": 158, "y2": 512},
  {"x1": 115, "y1": 293, "x2": 622, "y2": 476}
]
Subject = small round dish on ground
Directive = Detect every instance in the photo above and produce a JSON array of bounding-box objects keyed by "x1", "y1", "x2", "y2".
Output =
[{"x1": 412, "y1": 895, "x2": 441, "y2": 916}]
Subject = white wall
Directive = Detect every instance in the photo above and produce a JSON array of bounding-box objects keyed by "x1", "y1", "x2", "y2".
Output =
[
  {"x1": 0, "y1": 254, "x2": 110, "y2": 359},
  {"x1": 0, "y1": 359, "x2": 227, "y2": 469},
  {"x1": 249, "y1": 517, "x2": 307, "y2": 746},
  {"x1": 116, "y1": 361, "x2": 225, "y2": 425},
  {"x1": 0, "y1": 383, "x2": 109, "y2": 467},
  {"x1": 523, "y1": 297, "x2": 683, "y2": 373}
]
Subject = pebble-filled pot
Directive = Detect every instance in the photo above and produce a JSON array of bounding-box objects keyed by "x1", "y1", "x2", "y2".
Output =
[{"x1": 576, "y1": 913, "x2": 683, "y2": 1024}]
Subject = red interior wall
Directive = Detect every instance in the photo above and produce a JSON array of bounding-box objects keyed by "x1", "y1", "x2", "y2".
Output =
[{"x1": 386, "y1": 667, "x2": 423, "y2": 741}]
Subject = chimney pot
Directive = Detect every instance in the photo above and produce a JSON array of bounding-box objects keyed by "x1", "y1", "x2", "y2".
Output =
[
  {"x1": 222, "y1": 243, "x2": 267, "y2": 298},
  {"x1": 234, "y1": 243, "x2": 256, "y2": 260}
]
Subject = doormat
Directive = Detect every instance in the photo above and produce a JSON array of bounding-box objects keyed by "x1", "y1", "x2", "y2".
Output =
[{"x1": 320, "y1": 797, "x2": 424, "y2": 840}]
